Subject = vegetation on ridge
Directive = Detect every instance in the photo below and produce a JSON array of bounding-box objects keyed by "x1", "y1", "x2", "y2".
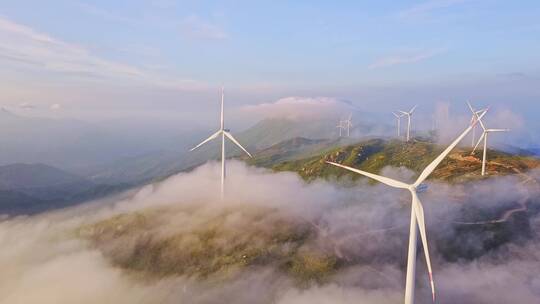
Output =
[
  {"x1": 251, "y1": 138, "x2": 540, "y2": 183},
  {"x1": 78, "y1": 205, "x2": 340, "y2": 285}
]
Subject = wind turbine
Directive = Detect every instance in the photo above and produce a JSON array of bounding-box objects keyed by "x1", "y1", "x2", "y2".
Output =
[
  {"x1": 326, "y1": 109, "x2": 487, "y2": 304},
  {"x1": 343, "y1": 114, "x2": 353, "y2": 137},
  {"x1": 467, "y1": 102, "x2": 488, "y2": 148},
  {"x1": 336, "y1": 120, "x2": 345, "y2": 137},
  {"x1": 393, "y1": 112, "x2": 404, "y2": 138},
  {"x1": 470, "y1": 107, "x2": 509, "y2": 176},
  {"x1": 190, "y1": 87, "x2": 252, "y2": 199},
  {"x1": 399, "y1": 105, "x2": 418, "y2": 142}
]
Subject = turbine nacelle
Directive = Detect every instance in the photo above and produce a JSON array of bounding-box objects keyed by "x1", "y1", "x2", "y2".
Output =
[
  {"x1": 399, "y1": 105, "x2": 418, "y2": 117},
  {"x1": 415, "y1": 183, "x2": 429, "y2": 193}
]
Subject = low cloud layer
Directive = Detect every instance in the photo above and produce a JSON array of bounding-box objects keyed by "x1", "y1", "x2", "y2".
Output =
[{"x1": 0, "y1": 161, "x2": 539, "y2": 304}]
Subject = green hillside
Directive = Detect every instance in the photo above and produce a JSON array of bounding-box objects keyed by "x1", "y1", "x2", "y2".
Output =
[
  {"x1": 252, "y1": 138, "x2": 540, "y2": 183},
  {"x1": 245, "y1": 137, "x2": 363, "y2": 168}
]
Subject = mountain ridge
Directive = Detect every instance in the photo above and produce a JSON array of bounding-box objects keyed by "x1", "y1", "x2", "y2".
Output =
[{"x1": 248, "y1": 137, "x2": 540, "y2": 183}]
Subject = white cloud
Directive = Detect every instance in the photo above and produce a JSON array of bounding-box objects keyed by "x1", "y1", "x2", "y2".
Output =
[
  {"x1": 50, "y1": 103, "x2": 61, "y2": 110},
  {"x1": 240, "y1": 96, "x2": 354, "y2": 120},
  {"x1": 399, "y1": 0, "x2": 470, "y2": 19},
  {"x1": 0, "y1": 17, "x2": 206, "y2": 90},
  {"x1": 181, "y1": 15, "x2": 228, "y2": 40},
  {"x1": 76, "y1": 2, "x2": 135, "y2": 25},
  {"x1": 368, "y1": 48, "x2": 445, "y2": 69},
  {"x1": 19, "y1": 102, "x2": 35, "y2": 109}
]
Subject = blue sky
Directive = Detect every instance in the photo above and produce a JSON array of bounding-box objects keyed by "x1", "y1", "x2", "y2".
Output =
[{"x1": 0, "y1": 0, "x2": 538, "y2": 123}]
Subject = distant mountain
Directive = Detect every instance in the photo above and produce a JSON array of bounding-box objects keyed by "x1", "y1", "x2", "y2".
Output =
[
  {"x1": 238, "y1": 117, "x2": 387, "y2": 150},
  {"x1": 518, "y1": 144, "x2": 540, "y2": 157},
  {"x1": 496, "y1": 143, "x2": 537, "y2": 156},
  {"x1": 85, "y1": 150, "x2": 190, "y2": 185},
  {"x1": 0, "y1": 109, "x2": 129, "y2": 171},
  {"x1": 0, "y1": 109, "x2": 196, "y2": 174},
  {"x1": 86, "y1": 117, "x2": 388, "y2": 185},
  {"x1": 0, "y1": 163, "x2": 128, "y2": 215},
  {"x1": 0, "y1": 163, "x2": 89, "y2": 190}
]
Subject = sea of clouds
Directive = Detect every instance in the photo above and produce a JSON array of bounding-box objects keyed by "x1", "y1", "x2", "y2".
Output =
[{"x1": 0, "y1": 161, "x2": 539, "y2": 304}]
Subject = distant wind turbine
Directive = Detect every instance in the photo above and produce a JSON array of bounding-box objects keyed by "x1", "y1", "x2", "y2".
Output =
[
  {"x1": 343, "y1": 114, "x2": 353, "y2": 137},
  {"x1": 336, "y1": 120, "x2": 345, "y2": 137},
  {"x1": 467, "y1": 102, "x2": 488, "y2": 148},
  {"x1": 392, "y1": 112, "x2": 404, "y2": 137},
  {"x1": 470, "y1": 106, "x2": 509, "y2": 176},
  {"x1": 190, "y1": 87, "x2": 252, "y2": 199},
  {"x1": 399, "y1": 105, "x2": 418, "y2": 142},
  {"x1": 326, "y1": 109, "x2": 487, "y2": 304}
]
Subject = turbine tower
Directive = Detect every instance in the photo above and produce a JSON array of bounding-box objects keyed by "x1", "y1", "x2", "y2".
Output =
[
  {"x1": 470, "y1": 107, "x2": 509, "y2": 176},
  {"x1": 190, "y1": 87, "x2": 252, "y2": 199},
  {"x1": 399, "y1": 105, "x2": 418, "y2": 142},
  {"x1": 392, "y1": 112, "x2": 404, "y2": 137},
  {"x1": 326, "y1": 109, "x2": 487, "y2": 304}
]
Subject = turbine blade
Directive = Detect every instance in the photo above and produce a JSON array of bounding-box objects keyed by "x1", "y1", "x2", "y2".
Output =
[
  {"x1": 399, "y1": 110, "x2": 409, "y2": 115},
  {"x1": 466, "y1": 101, "x2": 475, "y2": 114},
  {"x1": 409, "y1": 105, "x2": 418, "y2": 114},
  {"x1": 414, "y1": 110, "x2": 487, "y2": 186},
  {"x1": 477, "y1": 108, "x2": 488, "y2": 114},
  {"x1": 224, "y1": 131, "x2": 252, "y2": 157},
  {"x1": 220, "y1": 86, "x2": 225, "y2": 130},
  {"x1": 392, "y1": 112, "x2": 399, "y2": 118},
  {"x1": 472, "y1": 132, "x2": 486, "y2": 153},
  {"x1": 487, "y1": 129, "x2": 510, "y2": 132},
  {"x1": 478, "y1": 107, "x2": 491, "y2": 130},
  {"x1": 325, "y1": 161, "x2": 410, "y2": 189},
  {"x1": 412, "y1": 192, "x2": 436, "y2": 302},
  {"x1": 467, "y1": 102, "x2": 487, "y2": 131},
  {"x1": 190, "y1": 130, "x2": 222, "y2": 151}
]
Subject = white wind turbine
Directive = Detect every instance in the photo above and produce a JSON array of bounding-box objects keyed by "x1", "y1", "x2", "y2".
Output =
[
  {"x1": 190, "y1": 87, "x2": 252, "y2": 199},
  {"x1": 399, "y1": 105, "x2": 418, "y2": 142},
  {"x1": 336, "y1": 120, "x2": 345, "y2": 137},
  {"x1": 326, "y1": 109, "x2": 487, "y2": 304},
  {"x1": 467, "y1": 102, "x2": 488, "y2": 148},
  {"x1": 393, "y1": 112, "x2": 404, "y2": 138},
  {"x1": 470, "y1": 107, "x2": 509, "y2": 176},
  {"x1": 343, "y1": 114, "x2": 353, "y2": 137}
]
